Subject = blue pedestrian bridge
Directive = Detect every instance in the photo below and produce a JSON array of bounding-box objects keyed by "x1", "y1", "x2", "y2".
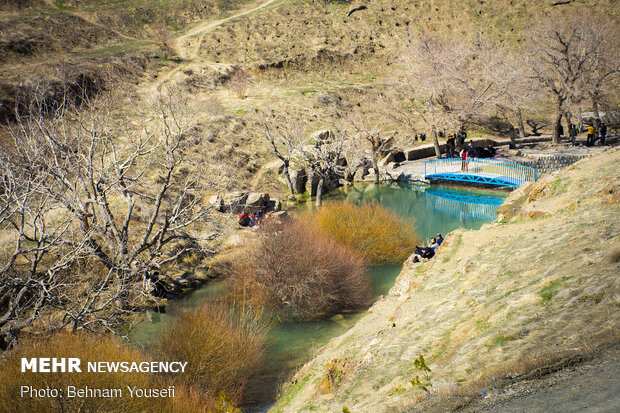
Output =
[{"x1": 424, "y1": 158, "x2": 537, "y2": 187}]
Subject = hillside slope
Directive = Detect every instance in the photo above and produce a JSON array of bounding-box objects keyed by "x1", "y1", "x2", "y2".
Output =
[{"x1": 272, "y1": 148, "x2": 620, "y2": 412}]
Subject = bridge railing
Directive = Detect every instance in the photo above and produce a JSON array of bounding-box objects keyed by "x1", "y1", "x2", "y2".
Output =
[{"x1": 424, "y1": 158, "x2": 537, "y2": 185}]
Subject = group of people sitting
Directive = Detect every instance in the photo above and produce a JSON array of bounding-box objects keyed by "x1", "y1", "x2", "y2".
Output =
[
  {"x1": 412, "y1": 233, "x2": 444, "y2": 263},
  {"x1": 237, "y1": 209, "x2": 263, "y2": 227}
]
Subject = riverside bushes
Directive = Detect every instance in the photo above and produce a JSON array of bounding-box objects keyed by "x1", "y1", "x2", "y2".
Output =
[
  {"x1": 157, "y1": 301, "x2": 269, "y2": 405},
  {"x1": 0, "y1": 332, "x2": 154, "y2": 413},
  {"x1": 312, "y1": 202, "x2": 419, "y2": 265},
  {"x1": 0, "y1": 330, "x2": 244, "y2": 413},
  {"x1": 229, "y1": 220, "x2": 371, "y2": 320}
]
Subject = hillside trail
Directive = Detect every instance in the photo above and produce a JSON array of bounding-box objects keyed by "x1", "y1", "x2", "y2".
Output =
[
  {"x1": 41, "y1": 0, "x2": 136, "y2": 41},
  {"x1": 144, "y1": 0, "x2": 279, "y2": 95}
]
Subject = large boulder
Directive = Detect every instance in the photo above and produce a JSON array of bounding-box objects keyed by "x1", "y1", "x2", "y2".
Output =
[
  {"x1": 378, "y1": 150, "x2": 406, "y2": 168},
  {"x1": 245, "y1": 192, "x2": 270, "y2": 211},
  {"x1": 217, "y1": 192, "x2": 248, "y2": 213},
  {"x1": 353, "y1": 167, "x2": 369, "y2": 181},
  {"x1": 290, "y1": 168, "x2": 308, "y2": 193}
]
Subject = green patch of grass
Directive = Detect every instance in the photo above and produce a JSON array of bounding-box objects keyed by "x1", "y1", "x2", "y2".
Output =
[
  {"x1": 539, "y1": 277, "x2": 569, "y2": 302},
  {"x1": 235, "y1": 108, "x2": 247, "y2": 114},
  {"x1": 387, "y1": 385, "x2": 405, "y2": 396},
  {"x1": 300, "y1": 89, "x2": 317, "y2": 95},
  {"x1": 272, "y1": 373, "x2": 312, "y2": 411},
  {"x1": 494, "y1": 335, "x2": 517, "y2": 347},
  {"x1": 476, "y1": 319, "x2": 492, "y2": 333}
]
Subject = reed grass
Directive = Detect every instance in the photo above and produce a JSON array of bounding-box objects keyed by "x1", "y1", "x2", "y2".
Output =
[
  {"x1": 157, "y1": 300, "x2": 269, "y2": 405},
  {"x1": 311, "y1": 201, "x2": 420, "y2": 265}
]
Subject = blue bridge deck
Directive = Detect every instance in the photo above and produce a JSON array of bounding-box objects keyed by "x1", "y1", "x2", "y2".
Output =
[{"x1": 424, "y1": 158, "x2": 537, "y2": 187}]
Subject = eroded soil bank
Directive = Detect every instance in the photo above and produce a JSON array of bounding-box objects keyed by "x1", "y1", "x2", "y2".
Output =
[{"x1": 272, "y1": 148, "x2": 620, "y2": 412}]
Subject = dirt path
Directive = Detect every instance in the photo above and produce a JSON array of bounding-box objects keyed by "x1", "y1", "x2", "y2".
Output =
[
  {"x1": 458, "y1": 342, "x2": 620, "y2": 413},
  {"x1": 143, "y1": 0, "x2": 279, "y2": 94},
  {"x1": 41, "y1": 0, "x2": 136, "y2": 41},
  {"x1": 177, "y1": 0, "x2": 279, "y2": 60}
]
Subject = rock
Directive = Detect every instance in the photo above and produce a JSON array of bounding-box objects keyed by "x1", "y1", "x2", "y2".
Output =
[
  {"x1": 290, "y1": 168, "x2": 308, "y2": 193},
  {"x1": 378, "y1": 150, "x2": 406, "y2": 168},
  {"x1": 246, "y1": 192, "x2": 270, "y2": 210},
  {"x1": 208, "y1": 194, "x2": 223, "y2": 210},
  {"x1": 274, "y1": 199, "x2": 282, "y2": 212},
  {"x1": 386, "y1": 162, "x2": 400, "y2": 169},
  {"x1": 311, "y1": 130, "x2": 331, "y2": 143},
  {"x1": 271, "y1": 210, "x2": 290, "y2": 223},
  {"x1": 353, "y1": 167, "x2": 369, "y2": 181},
  {"x1": 221, "y1": 192, "x2": 248, "y2": 213},
  {"x1": 339, "y1": 179, "x2": 353, "y2": 186}
]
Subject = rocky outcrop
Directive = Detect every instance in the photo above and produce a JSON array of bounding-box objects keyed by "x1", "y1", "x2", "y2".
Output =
[
  {"x1": 209, "y1": 191, "x2": 271, "y2": 213},
  {"x1": 290, "y1": 168, "x2": 308, "y2": 193}
]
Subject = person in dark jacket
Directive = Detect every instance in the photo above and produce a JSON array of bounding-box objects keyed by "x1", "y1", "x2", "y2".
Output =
[{"x1": 600, "y1": 123, "x2": 607, "y2": 145}]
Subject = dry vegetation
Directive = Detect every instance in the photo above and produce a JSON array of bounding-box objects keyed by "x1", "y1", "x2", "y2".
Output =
[
  {"x1": 0, "y1": 332, "x2": 154, "y2": 413},
  {"x1": 157, "y1": 301, "x2": 269, "y2": 405},
  {"x1": 228, "y1": 219, "x2": 370, "y2": 320},
  {"x1": 312, "y1": 202, "x2": 420, "y2": 265}
]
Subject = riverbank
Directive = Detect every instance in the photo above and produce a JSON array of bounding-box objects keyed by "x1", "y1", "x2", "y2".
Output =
[{"x1": 271, "y1": 148, "x2": 620, "y2": 412}]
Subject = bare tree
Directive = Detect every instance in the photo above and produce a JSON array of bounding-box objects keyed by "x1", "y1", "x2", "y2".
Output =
[
  {"x1": 396, "y1": 34, "x2": 497, "y2": 157},
  {"x1": 0, "y1": 84, "x2": 223, "y2": 345},
  {"x1": 229, "y1": 67, "x2": 250, "y2": 99},
  {"x1": 295, "y1": 131, "x2": 347, "y2": 207},
  {"x1": 579, "y1": 15, "x2": 620, "y2": 126},
  {"x1": 528, "y1": 14, "x2": 596, "y2": 144},
  {"x1": 153, "y1": 25, "x2": 177, "y2": 60},
  {"x1": 478, "y1": 37, "x2": 538, "y2": 144},
  {"x1": 263, "y1": 120, "x2": 297, "y2": 199}
]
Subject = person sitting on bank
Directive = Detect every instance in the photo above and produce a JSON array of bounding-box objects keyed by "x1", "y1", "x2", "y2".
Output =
[
  {"x1": 412, "y1": 238, "x2": 438, "y2": 262},
  {"x1": 436, "y1": 233, "x2": 444, "y2": 246}
]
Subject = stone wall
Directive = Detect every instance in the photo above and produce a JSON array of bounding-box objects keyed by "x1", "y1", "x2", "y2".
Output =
[{"x1": 517, "y1": 154, "x2": 591, "y2": 177}]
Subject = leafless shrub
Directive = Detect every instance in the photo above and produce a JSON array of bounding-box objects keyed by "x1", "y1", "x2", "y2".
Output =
[
  {"x1": 229, "y1": 67, "x2": 250, "y2": 99},
  {"x1": 228, "y1": 219, "x2": 370, "y2": 320}
]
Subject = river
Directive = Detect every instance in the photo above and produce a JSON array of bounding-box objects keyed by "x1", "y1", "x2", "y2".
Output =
[{"x1": 130, "y1": 183, "x2": 508, "y2": 411}]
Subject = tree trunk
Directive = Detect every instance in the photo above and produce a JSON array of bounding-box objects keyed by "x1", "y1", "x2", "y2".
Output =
[
  {"x1": 372, "y1": 153, "x2": 380, "y2": 184},
  {"x1": 431, "y1": 127, "x2": 441, "y2": 159},
  {"x1": 516, "y1": 109, "x2": 526, "y2": 139},
  {"x1": 592, "y1": 97, "x2": 601, "y2": 137},
  {"x1": 315, "y1": 177, "x2": 324, "y2": 207},
  {"x1": 552, "y1": 98, "x2": 563, "y2": 145},
  {"x1": 282, "y1": 163, "x2": 295, "y2": 198},
  {"x1": 509, "y1": 124, "x2": 517, "y2": 147}
]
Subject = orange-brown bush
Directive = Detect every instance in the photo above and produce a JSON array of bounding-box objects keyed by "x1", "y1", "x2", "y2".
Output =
[
  {"x1": 0, "y1": 332, "x2": 154, "y2": 413},
  {"x1": 312, "y1": 201, "x2": 419, "y2": 265},
  {"x1": 157, "y1": 301, "x2": 269, "y2": 405},
  {"x1": 228, "y1": 220, "x2": 371, "y2": 320}
]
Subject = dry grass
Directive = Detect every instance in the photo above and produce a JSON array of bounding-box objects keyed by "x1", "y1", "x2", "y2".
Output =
[
  {"x1": 311, "y1": 201, "x2": 420, "y2": 265},
  {"x1": 228, "y1": 219, "x2": 371, "y2": 320},
  {"x1": 157, "y1": 300, "x2": 269, "y2": 405},
  {"x1": 0, "y1": 331, "x2": 153, "y2": 413}
]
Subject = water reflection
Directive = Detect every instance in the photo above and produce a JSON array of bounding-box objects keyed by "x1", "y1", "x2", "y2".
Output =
[
  {"x1": 327, "y1": 182, "x2": 508, "y2": 240},
  {"x1": 424, "y1": 186, "x2": 506, "y2": 221}
]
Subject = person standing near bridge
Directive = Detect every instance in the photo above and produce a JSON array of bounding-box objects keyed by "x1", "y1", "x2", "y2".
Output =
[
  {"x1": 599, "y1": 123, "x2": 607, "y2": 145},
  {"x1": 460, "y1": 148, "x2": 469, "y2": 171},
  {"x1": 587, "y1": 124, "x2": 596, "y2": 147}
]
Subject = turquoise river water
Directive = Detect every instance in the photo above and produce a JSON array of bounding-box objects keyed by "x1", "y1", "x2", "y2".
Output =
[{"x1": 131, "y1": 183, "x2": 508, "y2": 410}]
